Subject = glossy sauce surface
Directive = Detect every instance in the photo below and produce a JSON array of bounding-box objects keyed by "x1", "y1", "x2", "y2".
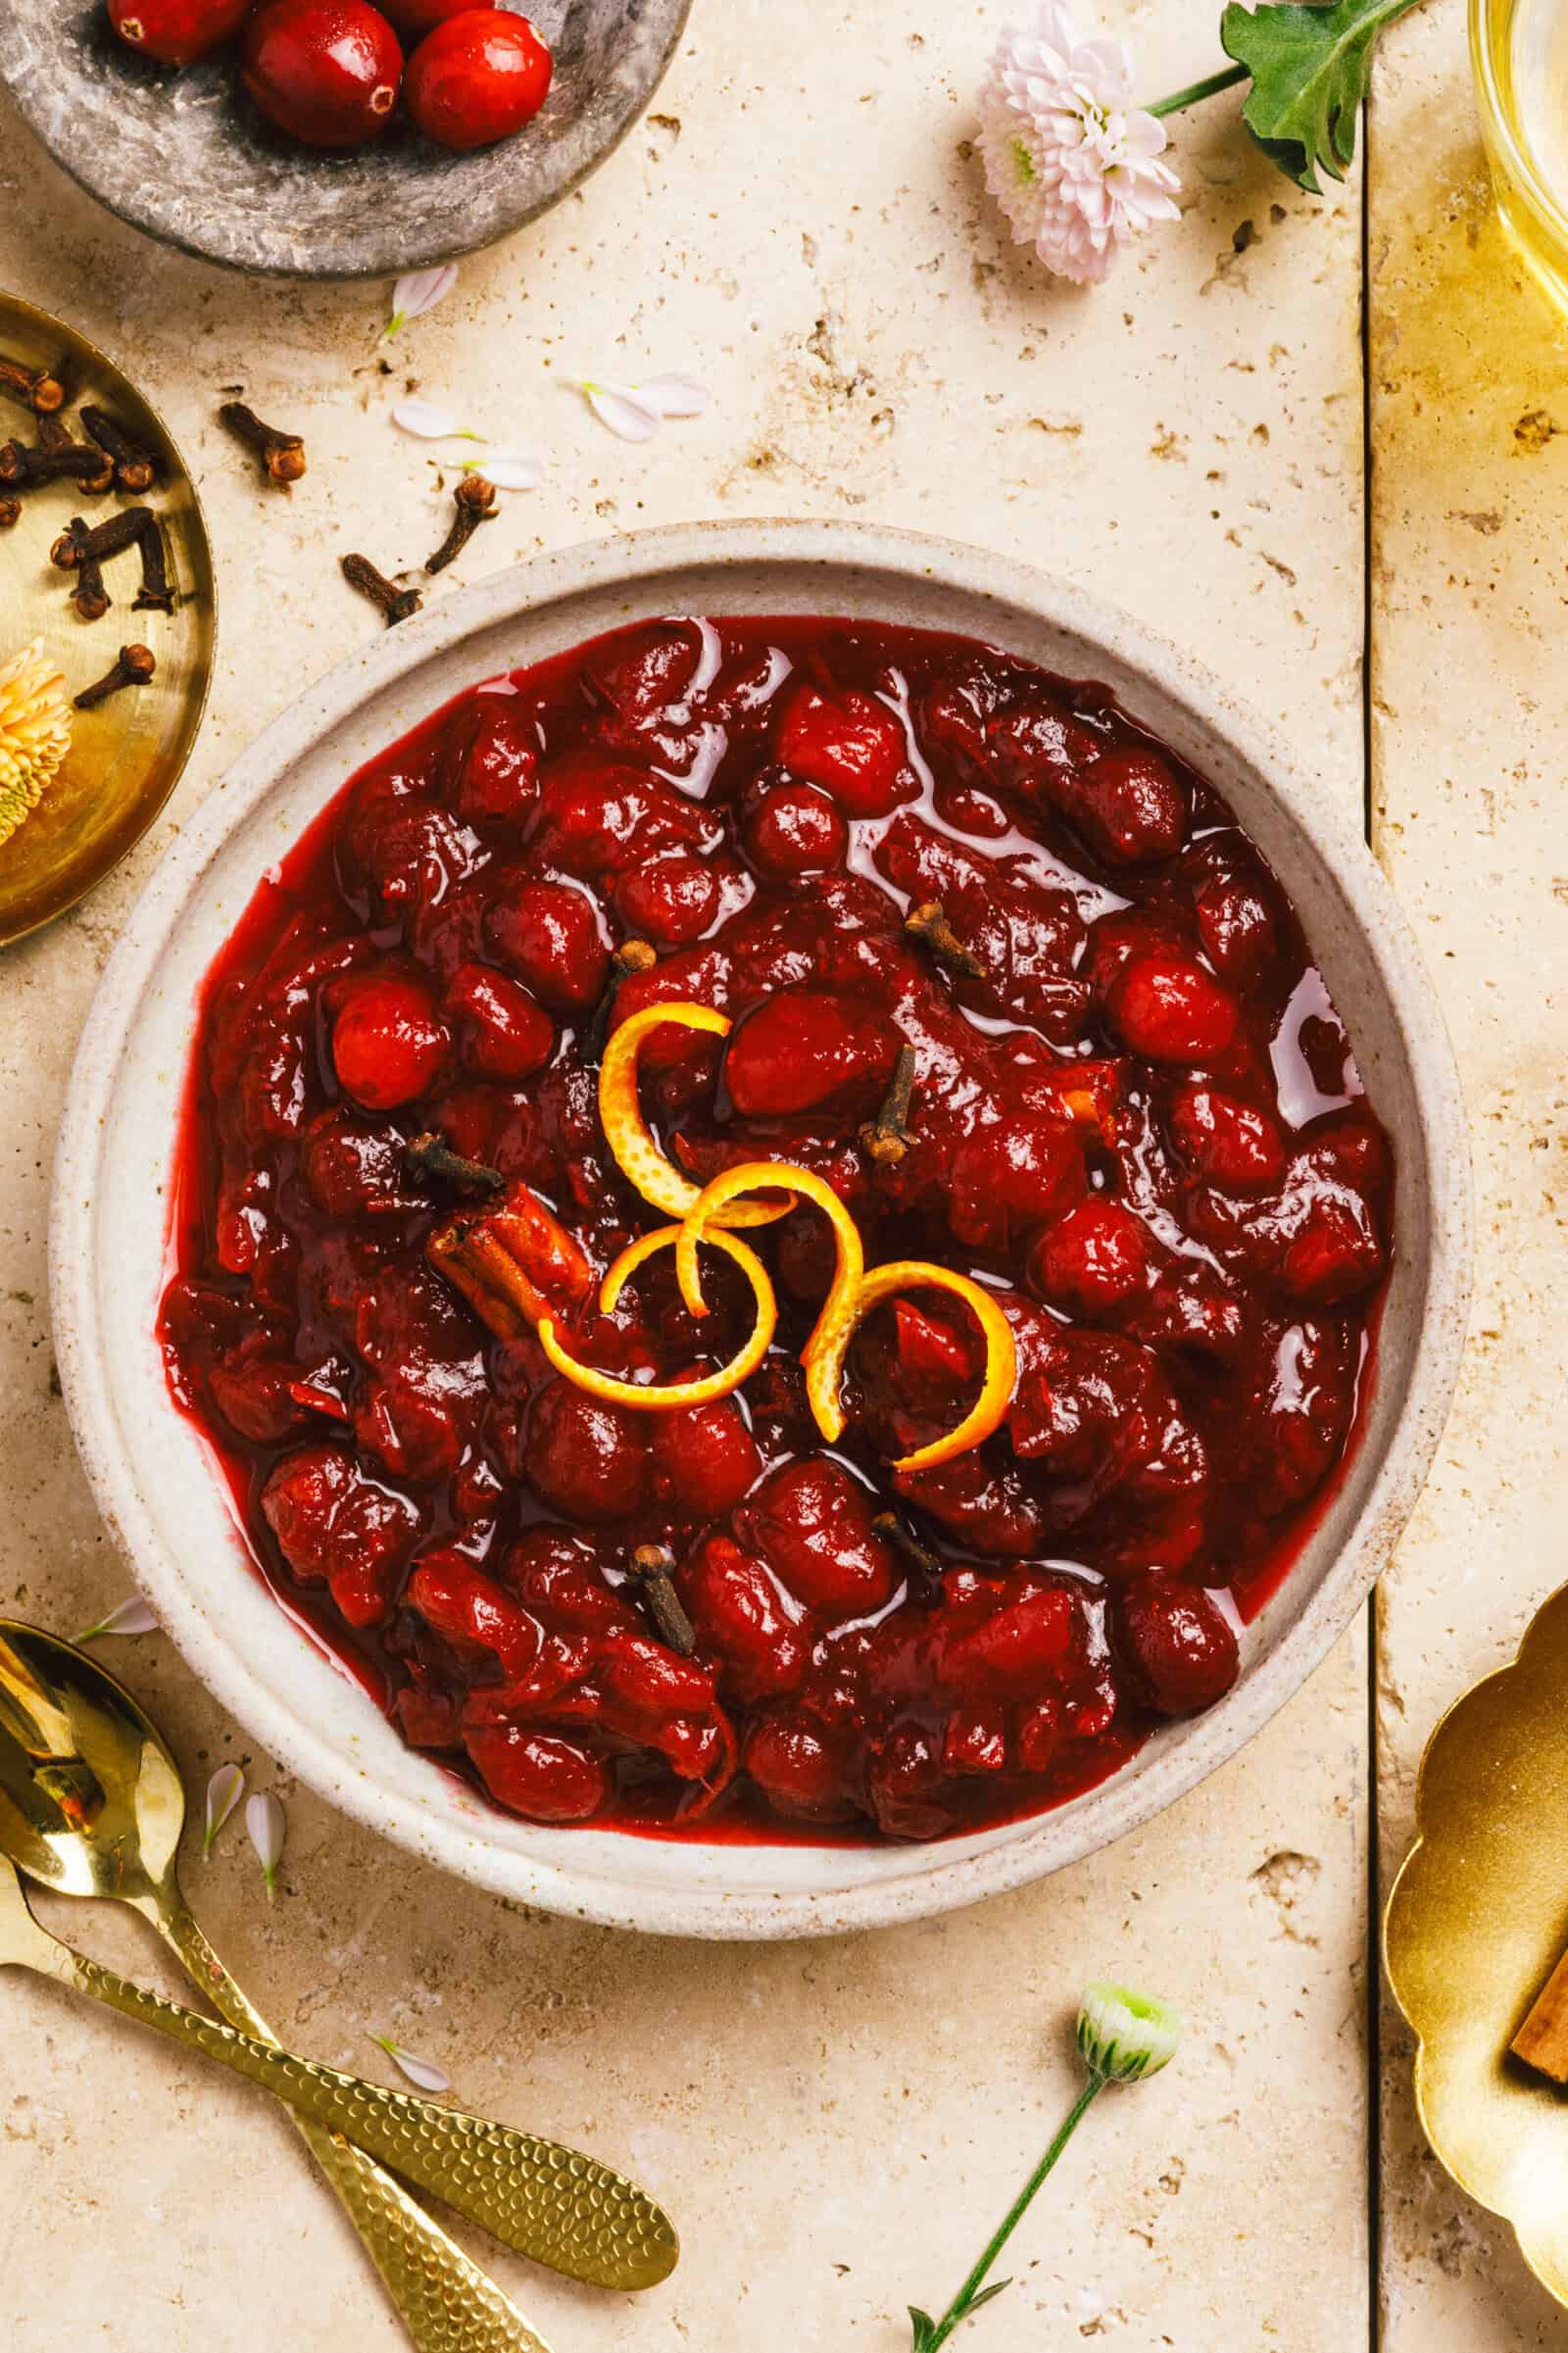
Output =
[{"x1": 161, "y1": 616, "x2": 1393, "y2": 1843}]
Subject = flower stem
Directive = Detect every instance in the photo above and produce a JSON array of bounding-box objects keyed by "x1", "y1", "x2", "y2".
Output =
[
  {"x1": 1146, "y1": 61, "x2": 1249, "y2": 119},
  {"x1": 923, "y1": 2073, "x2": 1105, "y2": 2350}
]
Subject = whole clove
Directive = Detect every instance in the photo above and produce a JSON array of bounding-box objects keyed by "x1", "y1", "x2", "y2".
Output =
[
  {"x1": 584, "y1": 938, "x2": 657, "y2": 1061},
  {"x1": 0, "y1": 436, "x2": 112, "y2": 493},
  {"x1": 50, "y1": 508, "x2": 152, "y2": 570},
  {"x1": 79, "y1": 406, "x2": 159, "y2": 495},
  {"x1": 74, "y1": 643, "x2": 156, "y2": 711},
  {"x1": 905, "y1": 899, "x2": 987, "y2": 981},
  {"x1": 405, "y1": 1132, "x2": 506, "y2": 1197},
  {"x1": 627, "y1": 1544, "x2": 697, "y2": 1657},
  {"x1": 0, "y1": 357, "x2": 64, "y2": 416},
  {"x1": 131, "y1": 513, "x2": 175, "y2": 615},
  {"x1": 871, "y1": 1511, "x2": 946, "y2": 1584},
  {"x1": 73, "y1": 549, "x2": 111, "y2": 623},
  {"x1": 341, "y1": 551, "x2": 422, "y2": 626},
  {"x1": 0, "y1": 496, "x2": 20, "y2": 530},
  {"x1": 424, "y1": 474, "x2": 497, "y2": 574},
  {"x1": 858, "y1": 1044, "x2": 917, "y2": 1167},
  {"x1": 219, "y1": 401, "x2": 306, "y2": 487}
]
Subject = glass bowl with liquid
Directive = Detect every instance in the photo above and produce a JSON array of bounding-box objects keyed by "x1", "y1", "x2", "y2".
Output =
[{"x1": 1473, "y1": 0, "x2": 1568, "y2": 312}]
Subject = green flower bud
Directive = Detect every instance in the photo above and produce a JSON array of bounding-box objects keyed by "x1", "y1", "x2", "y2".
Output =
[{"x1": 1076, "y1": 1983, "x2": 1181, "y2": 2083}]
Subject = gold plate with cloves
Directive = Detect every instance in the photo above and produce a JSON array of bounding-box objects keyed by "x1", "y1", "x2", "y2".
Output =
[
  {"x1": 0, "y1": 292, "x2": 215, "y2": 949},
  {"x1": 1384, "y1": 1580, "x2": 1568, "y2": 2308}
]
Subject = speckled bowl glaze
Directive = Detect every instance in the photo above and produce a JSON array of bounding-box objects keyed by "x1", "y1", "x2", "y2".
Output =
[
  {"x1": 0, "y1": 0, "x2": 690, "y2": 280},
  {"x1": 51, "y1": 520, "x2": 1472, "y2": 1939}
]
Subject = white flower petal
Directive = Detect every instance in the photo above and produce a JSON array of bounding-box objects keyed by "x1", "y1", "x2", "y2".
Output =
[
  {"x1": 385, "y1": 265, "x2": 459, "y2": 337},
  {"x1": 572, "y1": 378, "x2": 662, "y2": 442},
  {"x1": 468, "y1": 451, "x2": 541, "y2": 491},
  {"x1": 371, "y1": 2034, "x2": 453, "y2": 2094},
  {"x1": 203, "y1": 1764, "x2": 246, "y2": 1857},
  {"x1": 393, "y1": 398, "x2": 463, "y2": 439},
  {"x1": 245, "y1": 1791, "x2": 287, "y2": 1898},
  {"x1": 76, "y1": 1594, "x2": 158, "y2": 1641},
  {"x1": 635, "y1": 373, "x2": 711, "y2": 419}
]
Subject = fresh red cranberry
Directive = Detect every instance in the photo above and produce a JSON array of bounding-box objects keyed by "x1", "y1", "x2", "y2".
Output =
[
  {"x1": 1118, "y1": 1576, "x2": 1240, "y2": 1716},
  {"x1": 680, "y1": 1535, "x2": 807, "y2": 1703},
  {"x1": 484, "y1": 877, "x2": 608, "y2": 1009},
  {"x1": 404, "y1": 8, "x2": 552, "y2": 149},
  {"x1": 613, "y1": 854, "x2": 720, "y2": 948},
  {"x1": 1028, "y1": 1198, "x2": 1155, "y2": 1318},
  {"x1": 1103, "y1": 952, "x2": 1239, "y2": 1066},
  {"x1": 724, "y1": 988, "x2": 898, "y2": 1118},
  {"x1": 444, "y1": 962, "x2": 554, "y2": 1080},
  {"x1": 465, "y1": 1724, "x2": 610, "y2": 1821},
  {"x1": 242, "y1": 0, "x2": 402, "y2": 147},
  {"x1": 330, "y1": 972, "x2": 448, "y2": 1108},
  {"x1": 1165, "y1": 1081, "x2": 1285, "y2": 1192},
  {"x1": 649, "y1": 1393, "x2": 762, "y2": 1517},
  {"x1": 948, "y1": 1115, "x2": 1084, "y2": 1251},
  {"x1": 449, "y1": 697, "x2": 539, "y2": 830},
  {"x1": 110, "y1": 0, "x2": 251, "y2": 65},
  {"x1": 525, "y1": 1381, "x2": 650, "y2": 1521},
  {"x1": 775, "y1": 685, "x2": 908, "y2": 816},
  {"x1": 1060, "y1": 744, "x2": 1189, "y2": 869},
  {"x1": 739, "y1": 1458, "x2": 900, "y2": 1616},
  {"x1": 742, "y1": 779, "x2": 848, "y2": 879},
  {"x1": 374, "y1": 0, "x2": 478, "y2": 37}
]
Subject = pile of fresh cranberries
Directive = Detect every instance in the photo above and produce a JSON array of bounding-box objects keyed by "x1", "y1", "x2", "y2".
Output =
[
  {"x1": 160, "y1": 613, "x2": 1394, "y2": 1844},
  {"x1": 108, "y1": 0, "x2": 552, "y2": 154}
]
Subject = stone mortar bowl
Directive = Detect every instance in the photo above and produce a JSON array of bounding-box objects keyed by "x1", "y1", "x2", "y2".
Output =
[
  {"x1": 51, "y1": 519, "x2": 1473, "y2": 1939},
  {"x1": 0, "y1": 0, "x2": 690, "y2": 279}
]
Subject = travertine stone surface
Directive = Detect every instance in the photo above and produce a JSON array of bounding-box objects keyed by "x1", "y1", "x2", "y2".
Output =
[
  {"x1": 1370, "y1": 8, "x2": 1568, "y2": 2347},
  {"x1": 0, "y1": 5, "x2": 1379, "y2": 2347}
]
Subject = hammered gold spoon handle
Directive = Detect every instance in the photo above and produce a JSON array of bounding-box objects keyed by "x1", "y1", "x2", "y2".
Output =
[
  {"x1": 154, "y1": 1901, "x2": 554, "y2": 2353},
  {"x1": 10, "y1": 1915, "x2": 677, "y2": 2290}
]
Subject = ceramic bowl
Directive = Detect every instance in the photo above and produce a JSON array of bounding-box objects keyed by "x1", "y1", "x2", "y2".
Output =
[
  {"x1": 0, "y1": 0, "x2": 690, "y2": 280},
  {"x1": 51, "y1": 519, "x2": 1472, "y2": 1939}
]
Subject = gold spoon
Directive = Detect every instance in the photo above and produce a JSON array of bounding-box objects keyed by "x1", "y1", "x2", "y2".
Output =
[{"x1": 0, "y1": 1620, "x2": 678, "y2": 2328}]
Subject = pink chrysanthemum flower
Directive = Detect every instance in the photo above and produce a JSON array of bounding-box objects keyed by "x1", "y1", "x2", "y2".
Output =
[{"x1": 977, "y1": 3, "x2": 1181, "y2": 285}]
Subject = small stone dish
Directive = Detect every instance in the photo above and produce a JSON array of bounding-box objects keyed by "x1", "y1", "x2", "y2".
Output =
[
  {"x1": 0, "y1": 0, "x2": 691, "y2": 280},
  {"x1": 1385, "y1": 1581, "x2": 1568, "y2": 2310}
]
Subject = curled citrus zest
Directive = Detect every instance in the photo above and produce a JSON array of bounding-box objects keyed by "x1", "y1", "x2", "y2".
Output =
[
  {"x1": 803, "y1": 1260, "x2": 1018, "y2": 1473},
  {"x1": 674, "y1": 1160, "x2": 864, "y2": 1330},
  {"x1": 598, "y1": 1002, "x2": 790, "y2": 1232},
  {"x1": 537, "y1": 1224, "x2": 777, "y2": 1411}
]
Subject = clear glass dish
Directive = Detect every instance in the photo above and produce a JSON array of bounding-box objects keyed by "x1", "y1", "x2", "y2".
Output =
[{"x1": 1473, "y1": 0, "x2": 1568, "y2": 313}]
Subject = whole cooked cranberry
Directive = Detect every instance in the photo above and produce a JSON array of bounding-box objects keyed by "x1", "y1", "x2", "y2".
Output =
[
  {"x1": 774, "y1": 685, "x2": 909, "y2": 817},
  {"x1": 739, "y1": 1457, "x2": 899, "y2": 1616},
  {"x1": 932, "y1": 779, "x2": 1011, "y2": 839},
  {"x1": 744, "y1": 1715, "x2": 855, "y2": 1821},
  {"x1": 1187, "y1": 847, "x2": 1281, "y2": 991},
  {"x1": 301, "y1": 1107, "x2": 412, "y2": 1217},
  {"x1": 1103, "y1": 952, "x2": 1239, "y2": 1067},
  {"x1": 465, "y1": 1724, "x2": 610, "y2": 1822},
  {"x1": 897, "y1": 1451, "x2": 1044, "y2": 1558},
  {"x1": 445, "y1": 962, "x2": 554, "y2": 1080},
  {"x1": 242, "y1": 0, "x2": 403, "y2": 148},
  {"x1": 650, "y1": 1393, "x2": 761, "y2": 1517},
  {"x1": 449, "y1": 696, "x2": 539, "y2": 830},
  {"x1": 948, "y1": 1114, "x2": 1084, "y2": 1251},
  {"x1": 1118, "y1": 1576, "x2": 1240, "y2": 1716},
  {"x1": 613, "y1": 853, "x2": 720, "y2": 948},
  {"x1": 110, "y1": 0, "x2": 251, "y2": 66},
  {"x1": 484, "y1": 877, "x2": 608, "y2": 1008},
  {"x1": 1280, "y1": 1200, "x2": 1386, "y2": 1305},
  {"x1": 1062, "y1": 743, "x2": 1189, "y2": 869},
  {"x1": 942, "y1": 1586, "x2": 1077, "y2": 1699},
  {"x1": 681, "y1": 1535, "x2": 808, "y2": 1703},
  {"x1": 866, "y1": 1721, "x2": 954, "y2": 1839},
  {"x1": 742, "y1": 779, "x2": 848, "y2": 879},
  {"x1": 724, "y1": 988, "x2": 898, "y2": 1118},
  {"x1": 260, "y1": 1445, "x2": 422, "y2": 1626},
  {"x1": 584, "y1": 621, "x2": 702, "y2": 726},
  {"x1": 1028, "y1": 1198, "x2": 1155, "y2": 1318},
  {"x1": 1165, "y1": 1081, "x2": 1285, "y2": 1193},
  {"x1": 405, "y1": 8, "x2": 552, "y2": 149},
  {"x1": 530, "y1": 753, "x2": 717, "y2": 881},
  {"x1": 331, "y1": 972, "x2": 449, "y2": 1108},
  {"x1": 984, "y1": 694, "x2": 1102, "y2": 794},
  {"x1": 406, "y1": 1552, "x2": 541, "y2": 1678},
  {"x1": 525, "y1": 1380, "x2": 650, "y2": 1522}
]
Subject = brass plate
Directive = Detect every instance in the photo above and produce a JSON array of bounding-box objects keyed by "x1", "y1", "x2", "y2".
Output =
[
  {"x1": 1385, "y1": 1580, "x2": 1568, "y2": 2308},
  {"x1": 0, "y1": 292, "x2": 215, "y2": 949}
]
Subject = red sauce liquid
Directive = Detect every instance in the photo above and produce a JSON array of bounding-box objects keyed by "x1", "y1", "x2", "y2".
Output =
[{"x1": 161, "y1": 616, "x2": 1393, "y2": 1844}]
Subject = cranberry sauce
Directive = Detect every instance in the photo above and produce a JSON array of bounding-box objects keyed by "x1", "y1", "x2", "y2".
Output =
[{"x1": 160, "y1": 615, "x2": 1393, "y2": 1844}]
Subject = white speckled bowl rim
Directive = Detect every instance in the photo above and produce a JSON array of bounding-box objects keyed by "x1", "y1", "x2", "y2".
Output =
[{"x1": 51, "y1": 519, "x2": 1472, "y2": 1940}]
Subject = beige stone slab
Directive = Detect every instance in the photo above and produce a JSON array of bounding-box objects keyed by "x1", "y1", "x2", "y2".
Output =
[
  {"x1": 0, "y1": 5, "x2": 1373, "y2": 2345},
  {"x1": 1370, "y1": 7, "x2": 1568, "y2": 2347}
]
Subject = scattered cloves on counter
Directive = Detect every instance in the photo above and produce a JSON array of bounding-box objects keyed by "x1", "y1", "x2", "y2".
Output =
[
  {"x1": 904, "y1": 899, "x2": 987, "y2": 981},
  {"x1": 74, "y1": 642, "x2": 156, "y2": 711},
  {"x1": 341, "y1": 551, "x2": 423, "y2": 626},
  {"x1": 79, "y1": 406, "x2": 160, "y2": 495},
  {"x1": 0, "y1": 357, "x2": 64, "y2": 417},
  {"x1": 626, "y1": 1544, "x2": 697, "y2": 1658},
  {"x1": 858, "y1": 1045, "x2": 917, "y2": 1167},
  {"x1": 871, "y1": 1511, "x2": 947, "y2": 1585},
  {"x1": 584, "y1": 939, "x2": 658, "y2": 1061},
  {"x1": 405, "y1": 1132, "x2": 506, "y2": 1197},
  {"x1": 219, "y1": 400, "x2": 307, "y2": 487},
  {"x1": 424, "y1": 474, "x2": 497, "y2": 574}
]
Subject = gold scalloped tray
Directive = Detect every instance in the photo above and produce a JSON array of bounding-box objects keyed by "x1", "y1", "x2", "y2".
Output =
[
  {"x1": 1385, "y1": 1581, "x2": 1568, "y2": 2307},
  {"x1": 0, "y1": 292, "x2": 215, "y2": 949}
]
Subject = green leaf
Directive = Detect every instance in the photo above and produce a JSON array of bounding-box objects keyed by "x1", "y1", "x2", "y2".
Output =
[
  {"x1": 1219, "y1": 0, "x2": 1427, "y2": 192},
  {"x1": 966, "y1": 2279, "x2": 1012, "y2": 2314},
  {"x1": 908, "y1": 2308, "x2": 938, "y2": 2352}
]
